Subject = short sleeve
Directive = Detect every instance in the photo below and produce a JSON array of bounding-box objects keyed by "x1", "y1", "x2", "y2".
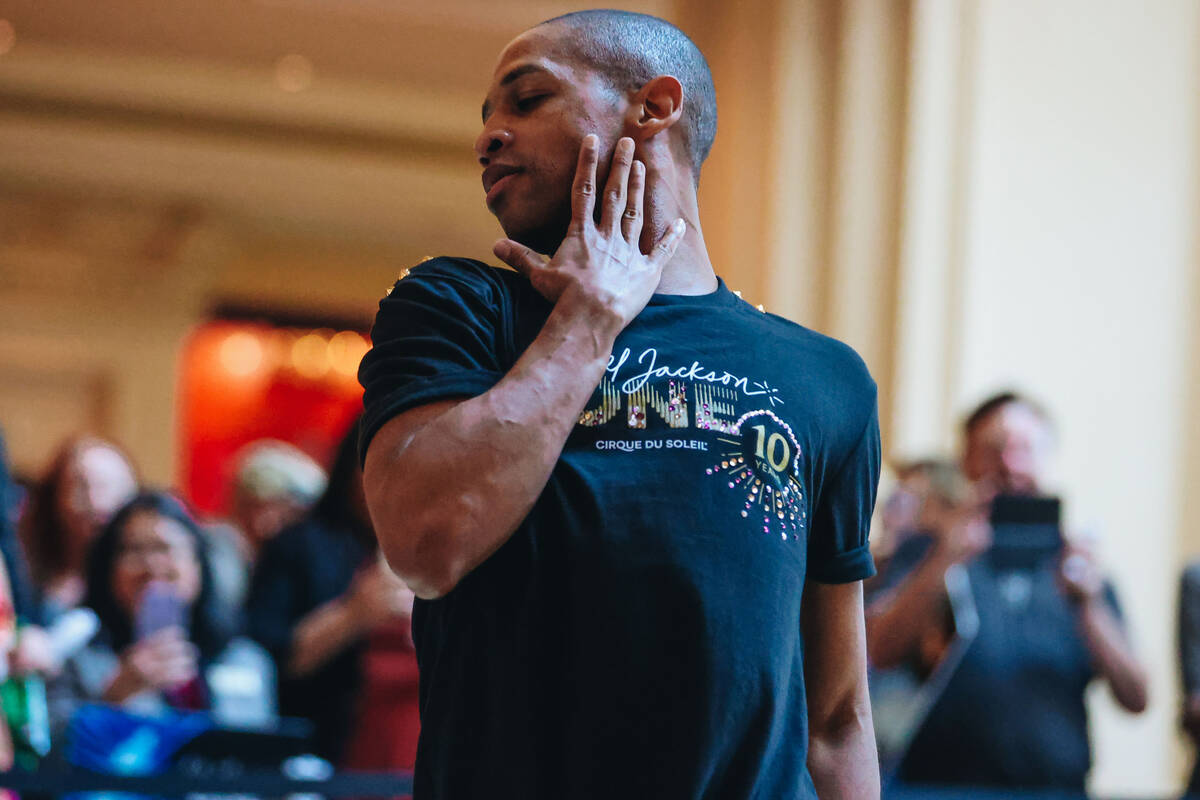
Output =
[
  {"x1": 807, "y1": 408, "x2": 880, "y2": 584},
  {"x1": 357, "y1": 258, "x2": 511, "y2": 463}
]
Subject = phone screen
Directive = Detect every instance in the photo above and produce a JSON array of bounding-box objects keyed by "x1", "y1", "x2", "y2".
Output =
[
  {"x1": 135, "y1": 580, "x2": 186, "y2": 640},
  {"x1": 988, "y1": 495, "x2": 1063, "y2": 570}
]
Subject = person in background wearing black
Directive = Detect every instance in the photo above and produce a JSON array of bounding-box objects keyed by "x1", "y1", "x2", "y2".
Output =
[
  {"x1": 358, "y1": 9, "x2": 880, "y2": 798},
  {"x1": 873, "y1": 392, "x2": 1147, "y2": 791},
  {"x1": 246, "y1": 422, "x2": 415, "y2": 765},
  {"x1": 1177, "y1": 560, "x2": 1200, "y2": 794},
  {"x1": 0, "y1": 432, "x2": 37, "y2": 626}
]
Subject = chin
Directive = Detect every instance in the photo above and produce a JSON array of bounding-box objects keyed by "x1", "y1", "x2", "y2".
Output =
[{"x1": 499, "y1": 210, "x2": 570, "y2": 257}]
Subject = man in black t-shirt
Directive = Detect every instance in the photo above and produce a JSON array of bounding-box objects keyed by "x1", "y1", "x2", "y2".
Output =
[{"x1": 359, "y1": 10, "x2": 881, "y2": 799}]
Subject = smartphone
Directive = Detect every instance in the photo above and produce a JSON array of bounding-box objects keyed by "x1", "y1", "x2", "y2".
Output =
[
  {"x1": 988, "y1": 495, "x2": 1063, "y2": 570},
  {"x1": 135, "y1": 580, "x2": 186, "y2": 640}
]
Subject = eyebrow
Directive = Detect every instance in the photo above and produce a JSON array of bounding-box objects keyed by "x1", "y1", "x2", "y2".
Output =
[{"x1": 481, "y1": 64, "x2": 553, "y2": 122}]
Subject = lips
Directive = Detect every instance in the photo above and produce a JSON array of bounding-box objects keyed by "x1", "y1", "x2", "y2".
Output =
[{"x1": 482, "y1": 164, "x2": 523, "y2": 205}]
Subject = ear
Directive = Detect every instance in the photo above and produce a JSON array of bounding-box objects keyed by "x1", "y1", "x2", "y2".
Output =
[{"x1": 626, "y1": 75, "x2": 684, "y2": 142}]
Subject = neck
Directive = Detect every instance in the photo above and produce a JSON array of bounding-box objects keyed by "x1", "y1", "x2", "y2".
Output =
[{"x1": 638, "y1": 161, "x2": 717, "y2": 296}]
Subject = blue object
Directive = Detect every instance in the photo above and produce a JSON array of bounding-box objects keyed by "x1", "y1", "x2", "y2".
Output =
[{"x1": 66, "y1": 704, "x2": 214, "y2": 776}]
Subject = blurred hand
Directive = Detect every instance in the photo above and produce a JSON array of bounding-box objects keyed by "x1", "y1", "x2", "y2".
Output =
[
  {"x1": 122, "y1": 627, "x2": 198, "y2": 691},
  {"x1": 10, "y1": 626, "x2": 60, "y2": 678},
  {"x1": 930, "y1": 503, "x2": 992, "y2": 565},
  {"x1": 1059, "y1": 539, "x2": 1104, "y2": 604},
  {"x1": 345, "y1": 560, "x2": 416, "y2": 632}
]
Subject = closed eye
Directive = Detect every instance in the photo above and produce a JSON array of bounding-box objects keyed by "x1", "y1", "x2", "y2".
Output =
[{"x1": 516, "y1": 94, "x2": 548, "y2": 112}]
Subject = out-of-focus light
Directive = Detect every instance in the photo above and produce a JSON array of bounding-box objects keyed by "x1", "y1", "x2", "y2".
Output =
[
  {"x1": 274, "y1": 54, "x2": 314, "y2": 93},
  {"x1": 219, "y1": 331, "x2": 264, "y2": 376},
  {"x1": 0, "y1": 20, "x2": 16, "y2": 56},
  {"x1": 292, "y1": 332, "x2": 330, "y2": 378},
  {"x1": 328, "y1": 331, "x2": 369, "y2": 377}
]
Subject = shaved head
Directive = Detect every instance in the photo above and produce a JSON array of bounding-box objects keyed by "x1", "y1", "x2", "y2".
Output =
[{"x1": 538, "y1": 9, "x2": 717, "y2": 178}]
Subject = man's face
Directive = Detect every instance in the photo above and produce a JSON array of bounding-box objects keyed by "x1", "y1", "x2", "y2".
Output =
[
  {"x1": 963, "y1": 403, "x2": 1052, "y2": 496},
  {"x1": 475, "y1": 27, "x2": 626, "y2": 253}
]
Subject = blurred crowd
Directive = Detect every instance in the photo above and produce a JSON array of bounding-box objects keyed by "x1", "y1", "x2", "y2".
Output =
[
  {"x1": 0, "y1": 417, "x2": 419, "y2": 777},
  {"x1": 2, "y1": 390, "x2": 1200, "y2": 795}
]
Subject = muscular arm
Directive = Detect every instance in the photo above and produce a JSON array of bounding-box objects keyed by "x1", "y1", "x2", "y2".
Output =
[
  {"x1": 363, "y1": 135, "x2": 683, "y2": 599},
  {"x1": 364, "y1": 303, "x2": 616, "y2": 599},
  {"x1": 804, "y1": 581, "x2": 880, "y2": 799}
]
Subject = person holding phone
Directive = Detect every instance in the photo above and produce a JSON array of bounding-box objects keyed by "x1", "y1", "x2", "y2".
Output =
[
  {"x1": 875, "y1": 392, "x2": 1147, "y2": 792},
  {"x1": 47, "y1": 491, "x2": 275, "y2": 731}
]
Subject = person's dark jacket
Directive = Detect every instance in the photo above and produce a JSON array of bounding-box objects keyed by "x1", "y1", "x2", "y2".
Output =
[{"x1": 245, "y1": 517, "x2": 372, "y2": 762}]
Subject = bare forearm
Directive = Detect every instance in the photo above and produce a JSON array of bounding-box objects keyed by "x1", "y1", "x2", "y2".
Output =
[
  {"x1": 288, "y1": 599, "x2": 363, "y2": 678},
  {"x1": 864, "y1": 549, "x2": 953, "y2": 669},
  {"x1": 366, "y1": 297, "x2": 618, "y2": 598},
  {"x1": 805, "y1": 581, "x2": 880, "y2": 799},
  {"x1": 1079, "y1": 598, "x2": 1148, "y2": 713},
  {"x1": 102, "y1": 666, "x2": 143, "y2": 704}
]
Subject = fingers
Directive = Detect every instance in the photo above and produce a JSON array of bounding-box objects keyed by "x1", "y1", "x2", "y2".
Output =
[
  {"x1": 648, "y1": 218, "x2": 687, "y2": 268},
  {"x1": 601, "y1": 137, "x2": 635, "y2": 234},
  {"x1": 493, "y1": 239, "x2": 545, "y2": 278},
  {"x1": 621, "y1": 160, "x2": 646, "y2": 244},
  {"x1": 142, "y1": 626, "x2": 186, "y2": 647},
  {"x1": 570, "y1": 134, "x2": 599, "y2": 232}
]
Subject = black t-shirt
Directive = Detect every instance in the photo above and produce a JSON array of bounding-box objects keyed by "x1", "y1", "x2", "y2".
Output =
[
  {"x1": 245, "y1": 517, "x2": 373, "y2": 762},
  {"x1": 359, "y1": 257, "x2": 880, "y2": 799}
]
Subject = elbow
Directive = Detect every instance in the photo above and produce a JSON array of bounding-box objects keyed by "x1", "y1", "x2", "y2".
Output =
[
  {"x1": 376, "y1": 506, "x2": 473, "y2": 601},
  {"x1": 393, "y1": 564, "x2": 458, "y2": 601},
  {"x1": 809, "y1": 692, "x2": 874, "y2": 759},
  {"x1": 366, "y1": 476, "x2": 458, "y2": 600}
]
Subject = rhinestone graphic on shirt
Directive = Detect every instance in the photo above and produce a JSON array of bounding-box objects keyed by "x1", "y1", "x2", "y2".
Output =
[
  {"x1": 574, "y1": 345, "x2": 807, "y2": 542},
  {"x1": 705, "y1": 410, "x2": 806, "y2": 541}
]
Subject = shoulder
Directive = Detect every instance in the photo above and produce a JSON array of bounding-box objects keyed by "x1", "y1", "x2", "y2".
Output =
[
  {"x1": 753, "y1": 309, "x2": 877, "y2": 419},
  {"x1": 380, "y1": 256, "x2": 527, "y2": 306}
]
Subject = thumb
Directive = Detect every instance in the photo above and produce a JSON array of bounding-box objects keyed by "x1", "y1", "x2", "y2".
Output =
[{"x1": 493, "y1": 239, "x2": 545, "y2": 278}]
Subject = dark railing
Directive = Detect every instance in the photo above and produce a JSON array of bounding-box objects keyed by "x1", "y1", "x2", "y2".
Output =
[
  {"x1": 0, "y1": 770, "x2": 1189, "y2": 800},
  {"x1": 0, "y1": 766, "x2": 413, "y2": 798}
]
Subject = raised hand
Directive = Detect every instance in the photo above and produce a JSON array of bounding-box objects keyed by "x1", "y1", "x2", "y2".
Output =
[
  {"x1": 492, "y1": 134, "x2": 685, "y2": 334},
  {"x1": 122, "y1": 627, "x2": 198, "y2": 691}
]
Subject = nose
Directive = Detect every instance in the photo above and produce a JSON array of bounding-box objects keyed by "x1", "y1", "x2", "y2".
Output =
[
  {"x1": 474, "y1": 125, "x2": 512, "y2": 165},
  {"x1": 999, "y1": 444, "x2": 1024, "y2": 473},
  {"x1": 146, "y1": 551, "x2": 176, "y2": 578}
]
